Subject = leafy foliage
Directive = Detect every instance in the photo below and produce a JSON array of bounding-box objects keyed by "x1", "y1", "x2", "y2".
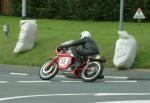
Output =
[{"x1": 9, "y1": 0, "x2": 150, "y2": 21}]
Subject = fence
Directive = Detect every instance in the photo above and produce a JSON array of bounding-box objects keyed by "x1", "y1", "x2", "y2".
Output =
[{"x1": 1, "y1": 0, "x2": 9, "y2": 15}]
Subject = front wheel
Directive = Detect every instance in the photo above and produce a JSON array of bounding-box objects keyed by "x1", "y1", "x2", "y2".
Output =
[
  {"x1": 80, "y1": 62, "x2": 103, "y2": 82},
  {"x1": 39, "y1": 59, "x2": 59, "y2": 80}
]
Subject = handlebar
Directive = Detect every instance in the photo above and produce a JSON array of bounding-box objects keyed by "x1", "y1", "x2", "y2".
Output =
[{"x1": 55, "y1": 47, "x2": 67, "y2": 54}]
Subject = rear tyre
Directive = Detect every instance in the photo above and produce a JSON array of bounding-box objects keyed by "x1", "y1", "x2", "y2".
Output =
[
  {"x1": 80, "y1": 62, "x2": 103, "y2": 82},
  {"x1": 39, "y1": 60, "x2": 59, "y2": 80}
]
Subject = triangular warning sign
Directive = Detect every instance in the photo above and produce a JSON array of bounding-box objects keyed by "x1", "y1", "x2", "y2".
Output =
[{"x1": 133, "y1": 8, "x2": 145, "y2": 19}]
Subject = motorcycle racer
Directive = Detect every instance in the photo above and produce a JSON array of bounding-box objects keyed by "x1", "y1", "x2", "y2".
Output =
[{"x1": 58, "y1": 31, "x2": 100, "y2": 70}]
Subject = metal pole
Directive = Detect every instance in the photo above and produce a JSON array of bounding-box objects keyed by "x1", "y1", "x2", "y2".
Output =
[
  {"x1": 119, "y1": 0, "x2": 124, "y2": 31},
  {"x1": 22, "y1": 0, "x2": 26, "y2": 20}
]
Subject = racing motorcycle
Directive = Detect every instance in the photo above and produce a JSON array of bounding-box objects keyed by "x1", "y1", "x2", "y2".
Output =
[{"x1": 39, "y1": 40, "x2": 106, "y2": 82}]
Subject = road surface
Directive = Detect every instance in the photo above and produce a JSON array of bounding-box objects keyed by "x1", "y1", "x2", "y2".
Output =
[{"x1": 0, "y1": 64, "x2": 150, "y2": 103}]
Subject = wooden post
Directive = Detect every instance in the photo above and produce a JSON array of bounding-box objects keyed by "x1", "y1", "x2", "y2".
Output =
[{"x1": 1, "y1": 0, "x2": 9, "y2": 15}]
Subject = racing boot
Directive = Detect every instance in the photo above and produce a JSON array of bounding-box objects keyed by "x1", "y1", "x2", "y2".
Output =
[
  {"x1": 69, "y1": 47, "x2": 81, "y2": 70},
  {"x1": 70, "y1": 61, "x2": 80, "y2": 69}
]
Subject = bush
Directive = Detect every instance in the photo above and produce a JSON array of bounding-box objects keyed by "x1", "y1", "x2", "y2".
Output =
[
  {"x1": 9, "y1": 0, "x2": 150, "y2": 21},
  {"x1": 9, "y1": 0, "x2": 21, "y2": 16}
]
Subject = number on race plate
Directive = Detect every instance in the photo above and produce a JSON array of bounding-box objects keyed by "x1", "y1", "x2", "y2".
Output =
[{"x1": 59, "y1": 57, "x2": 69, "y2": 65}]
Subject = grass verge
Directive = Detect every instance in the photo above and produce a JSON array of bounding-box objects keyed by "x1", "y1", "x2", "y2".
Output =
[{"x1": 0, "y1": 16, "x2": 150, "y2": 68}]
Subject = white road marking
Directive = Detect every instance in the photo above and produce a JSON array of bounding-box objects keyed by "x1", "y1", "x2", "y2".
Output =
[
  {"x1": 55, "y1": 75, "x2": 129, "y2": 80},
  {"x1": 95, "y1": 100, "x2": 150, "y2": 103},
  {"x1": 1, "y1": 80, "x2": 150, "y2": 83},
  {"x1": 0, "y1": 93, "x2": 92, "y2": 101},
  {"x1": 18, "y1": 81, "x2": 51, "y2": 83},
  {"x1": 60, "y1": 81, "x2": 83, "y2": 83},
  {"x1": 104, "y1": 80, "x2": 137, "y2": 83},
  {"x1": 105, "y1": 76, "x2": 128, "y2": 79},
  {"x1": 0, "y1": 93, "x2": 150, "y2": 102},
  {"x1": 0, "y1": 81, "x2": 8, "y2": 83},
  {"x1": 10, "y1": 72, "x2": 28, "y2": 76},
  {"x1": 94, "y1": 93, "x2": 150, "y2": 96},
  {"x1": 57, "y1": 75, "x2": 129, "y2": 80},
  {"x1": 9, "y1": 72, "x2": 129, "y2": 81},
  {"x1": 56, "y1": 75, "x2": 65, "y2": 78}
]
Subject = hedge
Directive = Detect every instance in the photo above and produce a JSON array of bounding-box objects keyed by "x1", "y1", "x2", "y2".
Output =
[{"x1": 9, "y1": 0, "x2": 150, "y2": 21}]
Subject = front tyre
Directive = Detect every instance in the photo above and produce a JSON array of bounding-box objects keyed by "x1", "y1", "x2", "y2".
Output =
[
  {"x1": 39, "y1": 60, "x2": 58, "y2": 80},
  {"x1": 80, "y1": 62, "x2": 103, "y2": 82}
]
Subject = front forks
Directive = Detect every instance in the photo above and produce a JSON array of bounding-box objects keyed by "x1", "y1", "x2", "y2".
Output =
[{"x1": 47, "y1": 57, "x2": 57, "y2": 67}]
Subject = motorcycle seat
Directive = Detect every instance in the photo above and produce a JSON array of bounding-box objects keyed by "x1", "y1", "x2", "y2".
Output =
[{"x1": 87, "y1": 55, "x2": 106, "y2": 63}]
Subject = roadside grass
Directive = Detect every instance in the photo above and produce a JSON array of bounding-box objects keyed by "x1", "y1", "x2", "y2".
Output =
[{"x1": 0, "y1": 16, "x2": 150, "y2": 68}]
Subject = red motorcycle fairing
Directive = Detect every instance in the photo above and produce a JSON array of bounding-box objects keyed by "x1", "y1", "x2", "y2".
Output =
[{"x1": 58, "y1": 53, "x2": 73, "y2": 70}]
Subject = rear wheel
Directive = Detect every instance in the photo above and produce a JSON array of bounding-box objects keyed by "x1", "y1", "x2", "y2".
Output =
[
  {"x1": 39, "y1": 59, "x2": 58, "y2": 80},
  {"x1": 80, "y1": 62, "x2": 103, "y2": 82}
]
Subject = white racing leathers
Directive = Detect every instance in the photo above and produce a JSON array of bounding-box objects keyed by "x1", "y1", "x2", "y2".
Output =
[
  {"x1": 13, "y1": 20, "x2": 37, "y2": 53},
  {"x1": 113, "y1": 31, "x2": 137, "y2": 69}
]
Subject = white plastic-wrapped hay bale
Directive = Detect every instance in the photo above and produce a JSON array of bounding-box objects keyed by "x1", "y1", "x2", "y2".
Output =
[
  {"x1": 14, "y1": 20, "x2": 37, "y2": 53},
  {"x1": 113, "y1": 31, "x2": 137, "y2": 69}
]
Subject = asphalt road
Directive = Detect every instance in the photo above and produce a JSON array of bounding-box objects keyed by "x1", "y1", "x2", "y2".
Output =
[{"x1": 0, "y1": 64, "x2": 150, "y2": 103}]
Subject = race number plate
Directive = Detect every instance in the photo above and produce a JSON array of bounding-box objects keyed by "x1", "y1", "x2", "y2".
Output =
[{"x1": 59, "y1": 57, "x2": 72, "y2": 69}]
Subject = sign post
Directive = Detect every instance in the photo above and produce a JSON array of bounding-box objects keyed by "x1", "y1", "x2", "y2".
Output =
[
  {"x1": 119, "y1": 0, "x2": 124, "y2": 31},
  {"x1": 22, "y1": 0, "x2": 26, "y2": 20}
]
